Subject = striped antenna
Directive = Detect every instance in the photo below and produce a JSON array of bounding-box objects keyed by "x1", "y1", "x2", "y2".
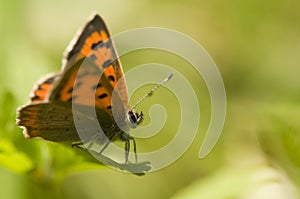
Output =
[{"x1": 131, "y1": 73, "x2": 173, "y2": 109}]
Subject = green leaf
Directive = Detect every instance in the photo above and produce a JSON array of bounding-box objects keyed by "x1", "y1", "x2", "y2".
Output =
[{"x1": 0, "y1": 139, "x2": 33, "y2": 174}]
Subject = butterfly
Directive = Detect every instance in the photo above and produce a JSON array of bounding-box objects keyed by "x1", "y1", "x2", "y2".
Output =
[{"x1": 16, "y1": 14, "x2": 147, "y2": 164}]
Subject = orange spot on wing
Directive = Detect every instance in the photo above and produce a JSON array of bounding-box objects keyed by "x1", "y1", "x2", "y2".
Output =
[
  {"x1": 80, "y1": 32, "x2": 103, "y2": 57},
  {"x1": 80, "y1": 45, "x2": 92, "y2": 57},
  {"x1": 41, "y1": 83, "x2": 52, "y2": 90},
  {"x1": 31, "y1": 76, "x2": 57, "y2": 102},
  {"x1": 33, "y1": 90, "x2": 47, "y2": 101},
  {"x1": 91, "y1": 32, "x2": 102, "y2": 42},
  {"x1": 58, "y1": 63, "x2": 114, "y2": 111},
  {"x1": 85, "y1": 37, "x2": 94, "y2": 49},
  {"x1": 100, "y1": 30, "x2": 108, "y2": 41},
  {"x1": 104, "y1": 65, "x2": 117, "y2": 87},
  {"x1": 33, "y1": 83, "x2": 52, "y2": 101}
]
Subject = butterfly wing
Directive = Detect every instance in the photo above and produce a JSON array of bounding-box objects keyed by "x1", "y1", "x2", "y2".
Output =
[
  {"x1": 17, "y1": 103, "x2": 80, "y2": 142},
  {"x1": 62, "y1": 14, "x2": 128, "y2": 107},
  {"x1": 30, "y1": 74, "x2": 59, "y2": 102},
  {"x1": 17, "y1": 14, "x2": 129, "y2": 144},
  {"x1": 17, "y1": 102, "x2": 114, "y2": 144},
  {"x1": 48, "y1": 58, "x2": 127, "y2": 123},
  {"x1": 48, "y1": 14, "x2": 129, "y2": 127}
]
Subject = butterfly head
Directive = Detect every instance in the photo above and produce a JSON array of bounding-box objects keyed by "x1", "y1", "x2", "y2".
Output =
[
  {"x1": 126, "y1": 109, "x2": 144, "y2": 129},
  {"x1": 125, "y1": 73, "x2": 173, "y2": 129}
]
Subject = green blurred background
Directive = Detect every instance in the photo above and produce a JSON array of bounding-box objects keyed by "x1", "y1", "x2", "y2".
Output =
[{"x1": 1, "y1": 0, "x2": 300, "y2": 198}]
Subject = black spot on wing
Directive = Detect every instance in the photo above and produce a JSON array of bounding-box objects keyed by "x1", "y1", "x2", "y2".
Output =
[
  {"x1": 31, "y1": 95, "x2": 41, "y2": 101},
  {"x1": 91, "y1": 83, "x2": 102, "y2": 90},
  {"x1": 107, "y1": 105, "x2": 112, "y2": 110},
  {"x1": 98, "y1": 93, "x2": 108, "y2": 99},
  {"x1": 67, "y1": 87, "x2": 73, "y2": 93},
  {"x1": 107, "y1": 75, "x2": 115, "y2": 82},
  {"x1": 91, "y1": 41, "x2": 103, "y2": 49}
]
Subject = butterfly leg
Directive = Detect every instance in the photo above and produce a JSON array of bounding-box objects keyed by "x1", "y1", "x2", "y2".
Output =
[
  {"x1": 99, "y1": 139, "x2": 112, "y2": 154},
  {"x1": 124, "y1": 139, "x2": 130, "y2": 163},
  {"x1": 98, "y1": 131, "x2": 120, "y2": 155},
  {"x1": 122, "y1": 134, "x2": 138, "y2": 163},
  {"x1": 131, "y1": 137, "x2": 138, "y2": 163}
]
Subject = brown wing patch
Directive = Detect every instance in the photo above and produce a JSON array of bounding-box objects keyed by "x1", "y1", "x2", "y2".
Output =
[
  {"x1": 16, "y1": 102, "x2": 118, "y2": 143},
  {"x1": 30, "y1": 74, "x2": 58, "y2": 102},
  {"x1": 16, "y1": 103, "x2": 80, "y2": 142}
]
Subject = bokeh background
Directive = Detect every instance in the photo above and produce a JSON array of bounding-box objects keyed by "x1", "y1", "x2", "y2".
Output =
[{"x1": 1, "y1": 0, "x2": 300, "y2": 198}]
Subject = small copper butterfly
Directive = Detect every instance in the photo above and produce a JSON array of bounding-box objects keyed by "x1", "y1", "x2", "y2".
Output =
[{"x1": 16, "y1": 13, "x2": 172, "y2": 168}]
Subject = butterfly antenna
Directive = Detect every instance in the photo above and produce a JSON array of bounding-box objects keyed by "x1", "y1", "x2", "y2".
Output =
[{"x1": 131, "y1": 73, "x2": 173, "y2": 109}]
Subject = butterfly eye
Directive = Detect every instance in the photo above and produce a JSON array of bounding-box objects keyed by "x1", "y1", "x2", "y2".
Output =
[
  {"x1": 130, "y1": 113, "x2": 137, "y2": 123},
  {"x1": 127, "y1": 110, "x2": 144, "y2": 128}
]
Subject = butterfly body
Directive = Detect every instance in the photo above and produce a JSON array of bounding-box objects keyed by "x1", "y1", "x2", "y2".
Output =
[{"x1": 16, "y1": 14, "x2": 143, "y2": 163}]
